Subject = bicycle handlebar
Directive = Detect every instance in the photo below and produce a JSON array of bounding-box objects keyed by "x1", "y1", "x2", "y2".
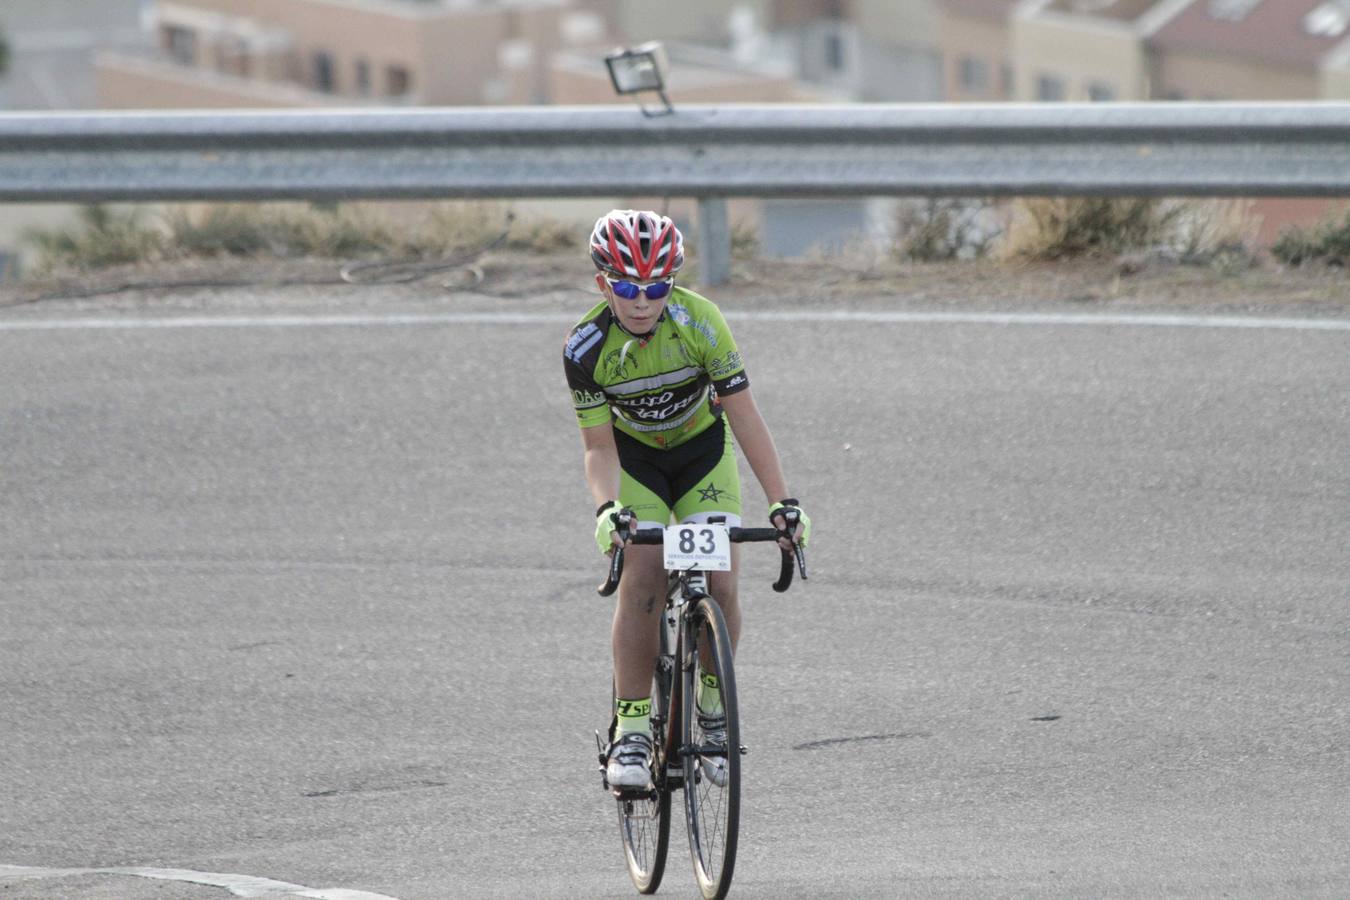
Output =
[{"x1": 597, "y1": 525, "x2": 807, "y2": 597}]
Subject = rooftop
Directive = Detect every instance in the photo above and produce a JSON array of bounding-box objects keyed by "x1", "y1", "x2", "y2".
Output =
[
  {"x1": 939, "y1": 0, "x2": 1019, "y2": 20},
  {"x1": 1150, "y1": 0, "x2": 1350, "y2": 68},
  {"x1": 1038, "y1": 0, "x2": 1163, "y2": 22}
]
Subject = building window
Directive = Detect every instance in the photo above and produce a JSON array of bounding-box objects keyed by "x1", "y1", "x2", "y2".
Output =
[
  {"x1": 1208, "y1": 0, "x2": 1262, "y2": 22},
  {"x1": 958, "y1": 55, "x2": 989, "y2": 93},
  {"x1": 1304, "y1": 2, "x2": 1350, "y2": 37},
  {"x1": 1087, "y1": 81, "x2": 1115, "y2": 102},
  {"x1": 163, "y1": 25, "x2": 197, "y2": 66},
  {"x1": 217, "y1": 37, "x2": 251, "y2": 78},
  {"x1": 386, "y1": 65, "x2": 412, "y2": 97},
  {"x1": 313, "y1": 51, "x2": 337, "y2": 93},
  {"x1": 824, "y1": 31, "x2": 846, "y2": 72},
  {"x1": 1036, "y1": 74, "x2": 1066, "y2": 101},
  {"x1": 355, "y1": 59, "x2": 371, "y2": 95}
]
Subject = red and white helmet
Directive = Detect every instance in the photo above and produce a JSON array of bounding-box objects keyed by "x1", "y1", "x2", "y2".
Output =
[{"x1": 589, "y1": 209, "x2": 684, "y2": 280}]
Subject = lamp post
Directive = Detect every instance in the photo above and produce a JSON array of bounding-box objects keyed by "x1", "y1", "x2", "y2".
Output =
[
  {"x1": 601, "y1": 41, "x2": 728, "y2": 284},
  {"x1": 604, "y1": 41, "x2": 673, "y2": 117}
]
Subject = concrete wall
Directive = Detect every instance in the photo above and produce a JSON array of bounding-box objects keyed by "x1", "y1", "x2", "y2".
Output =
[
  {"x1": 1154, "y1": 52, "x2": 1319, "y2": 101},
  {"x1": 123, "y1": 0, "x2": 569, "y2": 107},
  {"x1": 0, "y1": 0, "x2": 144, "y2": 110},
  {"x1": 1323, "y1": 61, "x2": 1350, "y2": 100},
  {"x1": 613, "y1": 0, "x2": 771, "y2": 45},
  {"x1": 96, "y1": 52, "x2": 345, "y2": 108},
  {"x1": 412, "y1": 10, "x2": 514, "y2": 105},
  {"x1": 941, "y1": 8, "x2": 1011, "y2": 101},
  {"x1": 852, "y1": 0, "x2": 940, "y2": 49},
  {"x1": 1012, "y1": 13, "x2": 1147, "y2": 101}
]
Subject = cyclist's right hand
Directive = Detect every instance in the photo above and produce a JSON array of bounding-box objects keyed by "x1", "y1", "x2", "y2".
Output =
[{"x1": 594, "y1": 501, "x2": 635, "y2": 555}]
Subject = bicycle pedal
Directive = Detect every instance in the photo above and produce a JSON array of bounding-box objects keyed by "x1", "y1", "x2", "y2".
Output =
[{"x1": 611, "y1": 786, "x2": 657, "y2": 802}]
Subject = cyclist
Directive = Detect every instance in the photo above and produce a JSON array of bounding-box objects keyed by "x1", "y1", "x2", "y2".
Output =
[{"x1": 563, "y1": 209, "x2": 811, "y2": 791}]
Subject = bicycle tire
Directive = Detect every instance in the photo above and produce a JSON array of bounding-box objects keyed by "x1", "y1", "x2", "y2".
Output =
[
  {"x1": 616, "y1": 618, "x2": 675, "y2": 893},
  {"x1": 681, "y1": 596, "x2": 741, "y2": 900}
]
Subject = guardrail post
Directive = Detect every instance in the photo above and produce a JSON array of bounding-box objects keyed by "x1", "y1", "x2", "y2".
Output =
[{"x1": 697, "y1": 196, "x2": 730, "y2": 287}]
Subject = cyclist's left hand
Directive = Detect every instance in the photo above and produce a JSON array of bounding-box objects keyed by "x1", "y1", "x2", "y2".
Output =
[{"x1": 768, "y1": 499, "x2": 810, "y2": 551}]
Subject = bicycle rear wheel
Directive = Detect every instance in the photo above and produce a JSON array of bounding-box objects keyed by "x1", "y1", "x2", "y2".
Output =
[
  {"x1": 616, "y1": 618, "x2": 675, "y2": 893},
  {"x1": 681, "y1": 596, "x2": 741, "y2": 900}
]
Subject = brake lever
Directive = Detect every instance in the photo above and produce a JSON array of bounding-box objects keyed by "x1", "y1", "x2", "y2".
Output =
[{"x1": 596, "y1": 510, "x2": 636, "y2": 597}]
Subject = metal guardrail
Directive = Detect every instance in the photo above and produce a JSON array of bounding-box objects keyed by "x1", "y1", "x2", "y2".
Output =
[{"x1": 2, "y1": 102, "x2": 1348, "y2": 283}]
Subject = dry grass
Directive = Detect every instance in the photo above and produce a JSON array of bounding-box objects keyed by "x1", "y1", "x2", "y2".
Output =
[
  {"x1": 895, "y1": 198, "x2": 997, "y2": 262},
  {"x1": 999, "y1": 197, "x2": 1183, "y2": 261},
  {"x1": 995, "y1": 196, "x2": 1268, "y2": 275},
  {"x1": 24, "y1": 206, "x2": 163, "y2": 273},
  {"x1": 23, "y1": 202, "x2": 579, "y2": 275},
  {"x1": 1272, "y1": 207, "x2": 1350, "y2": 267},
  {"x1": 21, "y1": 196, "x2": 1293, "y2": 283}
]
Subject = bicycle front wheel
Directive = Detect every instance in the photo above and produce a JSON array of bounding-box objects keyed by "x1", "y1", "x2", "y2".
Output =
[
  {"x1": 617, "y1": 625, "x2": 675, "y2": 893},
  {"x1": 617, "y1": 761, "x2": 670, "y2": 894},
  {"x1": 681, "y1": 596, "x2": 741, "y2": 900}
]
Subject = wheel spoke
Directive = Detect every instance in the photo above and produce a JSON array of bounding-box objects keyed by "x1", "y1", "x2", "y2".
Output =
[
  {"x1": 682, "y1": 600, "x2": 740, "y2": 900},
  {"x1": 615, "y1": 647, "x2": 672, "y2": 893}
]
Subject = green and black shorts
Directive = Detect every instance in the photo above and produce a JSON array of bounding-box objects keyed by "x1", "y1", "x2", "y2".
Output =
[{"x1": 615, "y1": 418, "x2": 742, "y2": 529}]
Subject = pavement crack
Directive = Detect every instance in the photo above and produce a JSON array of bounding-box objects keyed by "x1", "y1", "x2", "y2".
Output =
[
  {"x1": 303, "y1": 778, "x2": 450, "y2": 798},
  {"x1": 793, "y1": 732, "x2": 930, "y2": 751}
]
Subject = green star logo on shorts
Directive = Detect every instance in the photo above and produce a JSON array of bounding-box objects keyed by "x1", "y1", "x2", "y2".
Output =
[{"x1": 698, "y1": 482, "x2": 726, "y2": 503}]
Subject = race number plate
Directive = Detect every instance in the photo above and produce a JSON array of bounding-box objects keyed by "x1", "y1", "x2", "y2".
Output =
[{"x1": 663, "y1": 523, "x2": 731, "y2": 571}]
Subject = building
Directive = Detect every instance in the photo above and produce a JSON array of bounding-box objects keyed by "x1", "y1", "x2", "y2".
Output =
[
  {"x1": 0, "y1": 0, "x2": 145, "y2": 110},
  {"x1": 0, "y1": 1, "x2": 150, "y2": 279},
  {"x1": 96, "y1": 0, "x2": 598, "y2": 109},
  {"x1": 1000, "y1": 0, "x2": 1350, "y2": 102},
  {"x1": 1150, "y1": 0, "x2": 1350, "y2": 100},
  {"x1": 939, "y1": 0, "x2": 1018, "y2": 101},
  {"x1": 1010, "y1": 0, "x2": 1191, "y2": 102},
  {"x1": 1149, "y1": 0, "x2": 1350, "y2": 242}
]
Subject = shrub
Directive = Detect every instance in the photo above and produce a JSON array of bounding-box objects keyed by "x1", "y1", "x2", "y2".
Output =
[
  {"x1": 504, "y1": 213, "x2": 576, "y2": 254},
  {"x1": 1000, "y1": 197, "x2": 1183, "y2": 261},
  {"x1": 895, "y1": 198, "x2": 996, "y2": 262},
  {"x1": 1271, "y1": 227, "x2": 1321, "y2": 267},
  {"x1": 165, "y1": 205, "x2": 276, "y2": 257},
  {"x1": 730, "y1": 222, "x2": 759, "y2": 260},
  {"x1": 417, "y1": 203, "x2": 507, "y2": 256},
  {"x1": 1170, "y1": 199, "x2": 1258, "y2": 269},
  {"x1": 24, "y1": 201, "x2": 581, "y2": 273},
  {"x1": 25, "y1": 205, "x2": 163, "y2": 272},
  {"x1": 165, "y1": 204, "x2": 396, "y2": 259},
  {"x1": 1315, "y1": 209, "x2": 1350, "y2": 266},
  {"x1": 1271, "y1": 208, "x2": 1350, "y2": 267}
]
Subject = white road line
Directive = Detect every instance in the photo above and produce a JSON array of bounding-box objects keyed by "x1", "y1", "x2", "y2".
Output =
[
  {"x1": 0, "y1": 864, "x2": 400, "y2": 900},
  {"x1": 0, "y1": 309, "x2": 1347, "y2": 332}
]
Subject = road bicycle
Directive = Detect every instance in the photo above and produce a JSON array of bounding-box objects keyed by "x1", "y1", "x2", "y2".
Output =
[{"x1": 595, "y1": 513, "x2": 806, "y2": 900}]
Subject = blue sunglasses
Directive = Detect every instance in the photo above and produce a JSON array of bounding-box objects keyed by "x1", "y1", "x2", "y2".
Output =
[{"x1": 607, "y1": 277, "x2": 673, "y2": 301}]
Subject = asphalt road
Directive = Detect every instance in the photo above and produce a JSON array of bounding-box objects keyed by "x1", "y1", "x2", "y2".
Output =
[{"x1": 2, "y1": 292, "x2": 1348, "y2": 899}]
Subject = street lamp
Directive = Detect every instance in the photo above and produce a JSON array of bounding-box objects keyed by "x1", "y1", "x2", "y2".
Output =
[{"x1": 604, "y1": 41, "x2": 673, "y2": 117}]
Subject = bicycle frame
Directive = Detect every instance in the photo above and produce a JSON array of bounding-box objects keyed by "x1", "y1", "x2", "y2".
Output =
[{"x1": 652, "y1": 568, "x2": 713, "y2": 794}]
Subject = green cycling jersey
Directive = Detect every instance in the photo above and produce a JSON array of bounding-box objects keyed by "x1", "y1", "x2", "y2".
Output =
[{"x1": 563, "y1": 287, "x2": 749, "y2": 450}]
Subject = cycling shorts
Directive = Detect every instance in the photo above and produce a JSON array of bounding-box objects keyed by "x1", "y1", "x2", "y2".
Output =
[{"x1": 615, "y1": 417, "x2": 742, "y2": 529}]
